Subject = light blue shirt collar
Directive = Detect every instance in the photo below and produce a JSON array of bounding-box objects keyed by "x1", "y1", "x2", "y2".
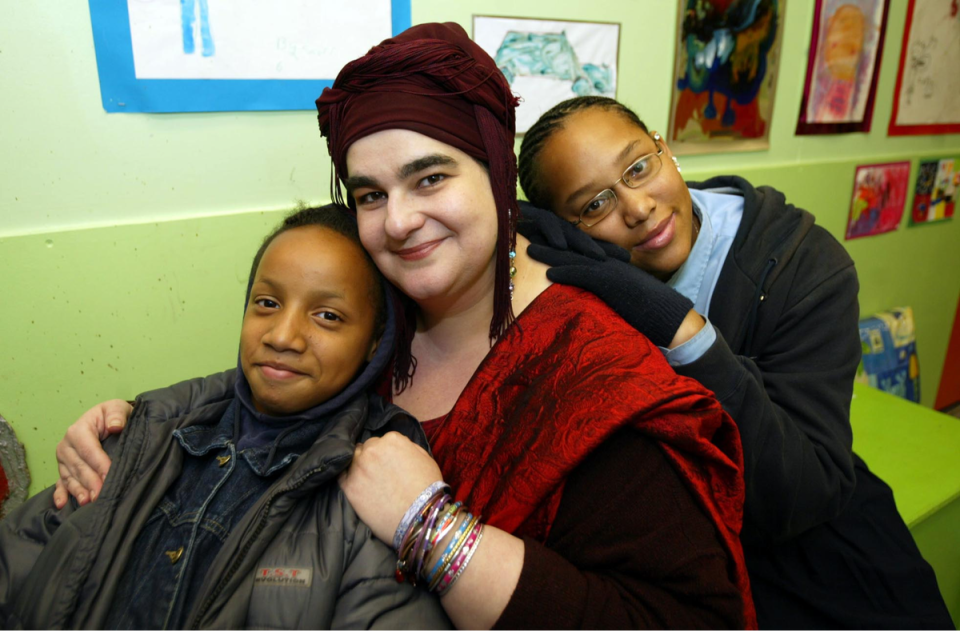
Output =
[{"x1": 667, "y1": 202, "x2": 713, "y2": 315}]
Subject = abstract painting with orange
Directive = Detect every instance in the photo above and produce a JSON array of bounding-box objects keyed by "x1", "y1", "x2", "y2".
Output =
[
  {"x1": 668, "y1": 0, "x2": 785, "y2": 154},
  {"x1": 845, "y1": 161, "x2": 911, "y2": 240},
  {"x1": 797, "y1": 0, "x2": 889, "y2": 134}
]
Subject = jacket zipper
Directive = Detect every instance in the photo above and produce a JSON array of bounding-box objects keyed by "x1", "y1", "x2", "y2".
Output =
[
  {"x1": 743, "y1": 257, "x2": 777, "y2": 357},
  {"x1": 188, "y1": 464, "x2": 327, "y2": 628}
]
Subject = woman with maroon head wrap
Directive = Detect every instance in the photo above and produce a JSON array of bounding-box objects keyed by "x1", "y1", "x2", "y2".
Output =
[
  {"x1": 52, "y1": 22, "x2": 755, "y2": 629},
  {"x1": 318, "y1": 22, "x2": 755, "y2": 629}
]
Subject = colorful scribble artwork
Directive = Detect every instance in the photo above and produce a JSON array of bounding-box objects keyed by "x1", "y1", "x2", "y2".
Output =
[
  {"x1": 474, "y1": 16, "x2": 620, "y2": 133},
  {"x1": 845, "y1": 161, "x2": 911, "y2": 239},
  {"x1": 796, "y1": 0, "x2": 889, "y2": 134},
  {"x1": 911, "y1": 158, "x2": 958, "y2": 224},
  {"x1": 668, "y1": 0, "x2": 785, "y2": 154},
  {"x1": 889, "y1": 0, "x2": 960, "y2": 135}
]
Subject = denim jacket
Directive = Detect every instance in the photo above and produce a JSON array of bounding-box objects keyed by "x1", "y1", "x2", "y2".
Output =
[{"x1": 0, "y1": 370, "x2": 450, "y2": 630}]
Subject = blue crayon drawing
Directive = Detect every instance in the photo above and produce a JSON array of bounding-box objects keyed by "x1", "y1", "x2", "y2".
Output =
[
  {"x1": 181, "y1": 0, "x2": 215, "y2": 57},
  {"x1": 494, "y1": 31, "x2": 613, "y2": 96}
]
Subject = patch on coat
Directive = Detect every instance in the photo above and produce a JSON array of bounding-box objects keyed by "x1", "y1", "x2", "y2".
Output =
[{"x1": 254, "y1": 567, "x2": 312, "y2": 587}]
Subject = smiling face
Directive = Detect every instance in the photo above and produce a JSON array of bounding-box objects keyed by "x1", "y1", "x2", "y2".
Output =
[
  {"x1": 344, "y1": 129, "x2": 499, "y2": 310},
  {"x1": 240, "y1": 226, "x2": 380, "y2": 416},
  {"x1": 538, "y1": 107, "x2": 695, "y2": 279}
]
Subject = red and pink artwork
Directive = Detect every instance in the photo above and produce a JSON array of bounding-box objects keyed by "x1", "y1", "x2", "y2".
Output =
[
  {"x1": 845, "y1": 161, "x2": 911, "y2": 239},
  {"x1": 797, "y1": 0, "x2": 890, "y2": 134}
]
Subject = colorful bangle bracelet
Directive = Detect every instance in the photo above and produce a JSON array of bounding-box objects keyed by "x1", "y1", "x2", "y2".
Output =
[
  {"x1": 429, "y1": 515, "x2": 480, "y2": 593},
  {"x1": 427, "y1": 513, "x2": 478, "y2": 590},
  {"x1": 438, "y1": 522, "x2": 484, "y2": 596},
  {"x1": 433, "y1": 515, "x2": 481, "y2": 591},
  {"x1": 424, "y1": 512, "x2": 473, "y2": 587},
  {"x1": 413, "y1": 493, "x2": 450, "y2": 580},
  {"x1": 393, "y1": 481, "x2": 447, "y2": 551}
]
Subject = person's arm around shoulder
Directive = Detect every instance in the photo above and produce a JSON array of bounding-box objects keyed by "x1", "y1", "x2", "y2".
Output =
[{"x1": 53, "y1": 371, "x2": 237, "y2": 508}]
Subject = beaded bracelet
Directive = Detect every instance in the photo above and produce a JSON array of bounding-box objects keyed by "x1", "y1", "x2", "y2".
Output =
[{"x1": 394, "y1": 481, "x2": 447, "y2": 551}]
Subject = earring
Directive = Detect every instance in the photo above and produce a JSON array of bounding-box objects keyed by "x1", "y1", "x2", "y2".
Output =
[
  {"x1": 509, "y1": 250, "x2": 517, "y2": 301},
  {"x1": 671, "y1": 156, "x2": 682, "y2": 173}
]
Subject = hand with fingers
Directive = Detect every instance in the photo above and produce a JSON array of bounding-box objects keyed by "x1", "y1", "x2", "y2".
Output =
[
  {"x1": 517, "y1": 201, "x2": 613, "y2": 261},
  {"x1": 53, "y1": 399, "x2": 132, "y2": 509},
  {"x1": 338, "y1": 431, "x2": 443, "y2": 545},
  {"x1": 525, "y1": 240, "x2": 701, "y2": 349}
]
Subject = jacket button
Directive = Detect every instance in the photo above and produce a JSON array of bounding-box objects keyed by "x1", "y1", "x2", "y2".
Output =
[
  {"x1": 165, "y1": 547, "x2": 184, "y2": 564},
  {"x1": 216, "y1": 455, "x2": 231, "y2": 467}
]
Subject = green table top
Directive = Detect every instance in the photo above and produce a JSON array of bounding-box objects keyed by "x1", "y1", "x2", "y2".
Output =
[{"x1": 851, "y1": 382, "x2": 960, "y2": 527}]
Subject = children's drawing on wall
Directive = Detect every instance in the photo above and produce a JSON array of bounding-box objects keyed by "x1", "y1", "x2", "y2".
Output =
[
  {"x1": 90, "y1": 0, "x2": 407, "y2": 112},
  {"x1": 126, "y1": 0, "x2": 390, "y2": 80},
  {"x1": 889, "y1": 0, "x2": 960, "y2": 135},
  {"x1": 845, "y1": 161, "x2": 910, "y2": 239},
  {"x1": 180, "y1": 0, "x2": 215, "y2": 57},
  {"x1": 911, "y1": 158, "x2": 958, "y2": 224},
  {"x1": 667, "y1": 0, "x2": 785, "y2": 154},
  {"x1": 473, "y1": 16, "x2": 620, "y2": 133},
  {"x1": 796, "y1": 0, "x2": 889, "y2": 134}
]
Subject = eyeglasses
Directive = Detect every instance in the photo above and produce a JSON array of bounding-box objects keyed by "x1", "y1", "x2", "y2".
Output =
[{"x1": 572, "y1": 139, "x2": 664, "y2": 228}]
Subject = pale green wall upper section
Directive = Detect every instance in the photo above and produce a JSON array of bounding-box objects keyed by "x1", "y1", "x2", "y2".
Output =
[
  {"x1": 2, "y1": 1, "x2": 960, "y2": 498},
  {"x1": 3, "y1": 1, "x2": 960, "y2": 236}
]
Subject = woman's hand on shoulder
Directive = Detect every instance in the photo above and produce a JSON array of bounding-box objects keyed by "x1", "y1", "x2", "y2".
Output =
[
  {"x1": 338, "y1": 431, "x2": 443, "y2": 545},
  {"x1": 52, "y1": 399, "x2": 132, "y2": 509}
]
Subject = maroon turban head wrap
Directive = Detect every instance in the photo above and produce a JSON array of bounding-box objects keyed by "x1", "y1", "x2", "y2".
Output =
[{"x1": 316, "y1": 22, "x2": 521, "y2": 391}]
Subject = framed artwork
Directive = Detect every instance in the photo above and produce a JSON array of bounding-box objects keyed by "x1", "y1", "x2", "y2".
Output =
[
  {"x1": 87, "y1": 0, "x2": 411, "y2": 113},
  {"x1": 845, "y1": 161, "x2": 911, "y2": 239},
  {"x1": 888, "y1": 0, "x2": 960, "y2": 135},
  {"x1": 473, "y1": 15, "x2": 620, "y2": 134},
  {"x1": 911, "y1": 158, "x2": 958, "y2": 224},
  {"x1": 796, "y1": 0, "x2": 890, "y2": 135},
  {"x1": 667, "y1": 0, "x2": 786, "y2": 155}
]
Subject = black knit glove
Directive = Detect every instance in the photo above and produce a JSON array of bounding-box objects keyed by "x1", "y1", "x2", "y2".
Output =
[
  {"x1": 518, "y1": 201, "x2": 607, "y2": 261},
  {"x1": 527, "y1": 243, "x2": 694, "y2": 348}
]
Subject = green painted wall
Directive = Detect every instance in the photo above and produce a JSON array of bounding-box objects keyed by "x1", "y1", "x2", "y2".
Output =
[{"x1": 2, "y1": 1, "x2": 959, "y2": 497}]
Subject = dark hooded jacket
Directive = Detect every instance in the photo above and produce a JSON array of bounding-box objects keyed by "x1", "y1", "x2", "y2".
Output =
[
  {"x1": 681, "y1": 175, "x2": 860, "y2": 543},
  {"x1": 0, "y1": 371, "x2": 449, "y2": 630},
  {"x1": 682, "y1": 176, "x2": 952, "y2": 629}
]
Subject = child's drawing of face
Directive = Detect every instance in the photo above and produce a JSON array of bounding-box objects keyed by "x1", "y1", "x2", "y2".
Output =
[{"x1": 240, "y1": 226, "x2": 380, "y2": 416}]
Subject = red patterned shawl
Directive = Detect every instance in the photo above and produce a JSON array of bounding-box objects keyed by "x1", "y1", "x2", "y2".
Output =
[{"x1": 424, "y1": 284, "x2": 757, "y2": 628}]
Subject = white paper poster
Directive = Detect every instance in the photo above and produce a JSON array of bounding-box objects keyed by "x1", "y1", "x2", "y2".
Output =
[{"x1": 473, "y1": 16, "x2": 620, "y2": 134}]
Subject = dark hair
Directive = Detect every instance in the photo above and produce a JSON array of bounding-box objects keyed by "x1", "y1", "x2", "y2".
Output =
[
  {"x1": 248, "y1": 203, "x2": 387, "y2": 336},
  {"x1": 518, "y1": 96, "x2": 649, "y2": 211}
]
